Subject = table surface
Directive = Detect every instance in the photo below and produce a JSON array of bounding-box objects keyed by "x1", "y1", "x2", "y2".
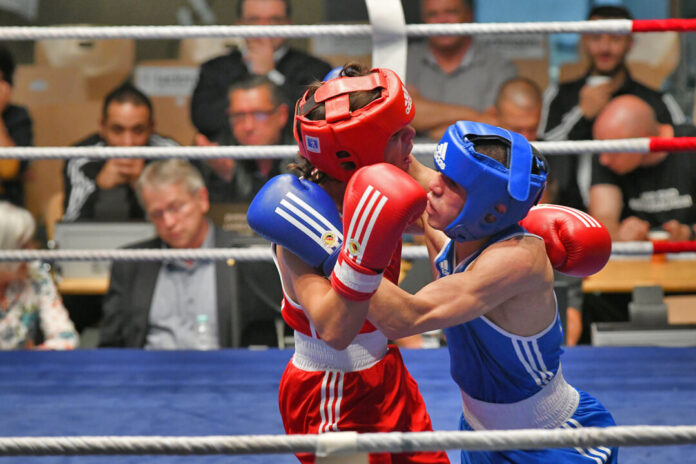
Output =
[{"x1": 582, "y1": 257, "x2": 696, "y2": 293}]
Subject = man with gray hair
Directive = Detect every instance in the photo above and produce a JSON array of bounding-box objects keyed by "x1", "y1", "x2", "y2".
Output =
[{"x1": 98, "y1": 159, "x2": 250, "y2": 349}]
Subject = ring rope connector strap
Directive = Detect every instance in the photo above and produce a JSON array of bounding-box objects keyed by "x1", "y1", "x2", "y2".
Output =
[{"x1": 315, "y1": 431, "x2": 360, "y2": 457}]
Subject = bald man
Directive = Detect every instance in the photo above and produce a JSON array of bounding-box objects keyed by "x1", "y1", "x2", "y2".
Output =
[
  {"x1": 590, "y1": 95, "x2": 696, "y2": 242},
  {"x1": 494, "y1": 77, "x2": 542, "y2": 142},
  {"x1": 539, "y1": 5, "x2": 685, "y2": 212}
]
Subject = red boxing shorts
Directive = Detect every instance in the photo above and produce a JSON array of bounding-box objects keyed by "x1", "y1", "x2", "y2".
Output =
[{"x1": 279, "y1": 345, "x2": 450, "y2": 464}]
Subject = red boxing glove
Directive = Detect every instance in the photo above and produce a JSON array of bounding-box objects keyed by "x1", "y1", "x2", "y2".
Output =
[
  {"x1": 519, "y1": 204, "x2": 612, "y2": 277},
  {"x1": 332, "y1": 163, "x2": 427, "y2": 300}
]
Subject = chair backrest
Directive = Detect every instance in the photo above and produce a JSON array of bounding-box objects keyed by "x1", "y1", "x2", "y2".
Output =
[
  {"x1": 12, "y1": 64, "x2": 89, "y2": 106},
  {"x1": 178, "y1": 37, "x2": 245, "y2": 64}
]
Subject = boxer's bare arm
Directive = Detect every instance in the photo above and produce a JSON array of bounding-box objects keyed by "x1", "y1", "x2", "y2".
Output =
[{"x1": 368, "y1": 237, "x2": 552, "y2": 339}]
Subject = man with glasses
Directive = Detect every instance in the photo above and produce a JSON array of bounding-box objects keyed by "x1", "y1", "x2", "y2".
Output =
[
  {"x1": 98, "y1": 159, "x2": 246, "y2": 349},
  {"x1": 195, "y1": 75, "x2": 294, "y2": 203},
  {"x1": 191, "y1": 0, "x2": 331, "y2": 143}
]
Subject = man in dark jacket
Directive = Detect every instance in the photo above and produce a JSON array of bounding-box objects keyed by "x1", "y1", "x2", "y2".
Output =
[
  {"x1": 190, "y1": 0, "x2": 331, "y2": 143},
  {"x1": 98, "y1": 159, "x2": 282, "y2": 349}
]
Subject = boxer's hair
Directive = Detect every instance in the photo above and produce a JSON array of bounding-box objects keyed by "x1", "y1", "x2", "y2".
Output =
[{"x1": 102, "y1": 82, "x2": 154, "y2": 123}]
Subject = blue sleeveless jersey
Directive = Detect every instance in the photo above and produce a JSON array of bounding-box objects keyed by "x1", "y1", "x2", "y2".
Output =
[
  {"x1": 436, "y1": 226, "x2": 618, "y2": 463},
  {"x1": 435, "y1": 226, "x2": 564, "y2": 403}
]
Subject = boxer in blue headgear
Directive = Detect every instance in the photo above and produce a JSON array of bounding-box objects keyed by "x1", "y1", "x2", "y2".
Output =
[{"x1": 433, "y1": 121, "x2": 547, "y2": 241}]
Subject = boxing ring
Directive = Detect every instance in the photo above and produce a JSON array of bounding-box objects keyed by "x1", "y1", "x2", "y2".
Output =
[
  {"x1": 1, "y1": 347, "x2": 695, "y2": 463},
  {"x1": 3, "y1": 3, "x2": 696, "y2": 462}
]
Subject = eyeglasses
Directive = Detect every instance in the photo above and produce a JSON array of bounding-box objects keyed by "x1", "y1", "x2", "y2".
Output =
[
  {"x1": 147, "y1": 200, "x2": 190, "y2": 222},
  {"x1": 228, "y1": 109, "x2": 277, "y2": 124}
]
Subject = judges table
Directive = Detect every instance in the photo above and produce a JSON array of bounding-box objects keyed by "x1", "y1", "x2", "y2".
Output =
[
  {"x1": 582, "y1": 257, "x2": 696, "y2": 293},
  {"x1": 60, "y1": 257, "x2": 696, "y2": 296},
  {"x1": 1, "y1": 348, "x2": 695, "y2": 464},
  {"x1": 58, "y1": 276, "x2": 109, "y2": 295}
]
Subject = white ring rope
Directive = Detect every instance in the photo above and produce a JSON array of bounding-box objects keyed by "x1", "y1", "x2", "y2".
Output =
[
  {"x1": 0, "y1": 138, "x2": 667, "y2": 160},
  {"x1": 0, "y1": 241, "x2": 690, "y2": 262},
  {"x1": 0, "y1": 21, "x2": 635, "y2": 41},
  {"x1": 1, "y1": 426, "x2": 696, "y2": 456}
]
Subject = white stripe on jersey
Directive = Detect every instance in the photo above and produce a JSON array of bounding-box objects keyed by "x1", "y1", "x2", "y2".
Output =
[
  {"x1": 318, "y1": 371, "x2": 344, "y2": 433},
  {"x1": 512, "y1": 339, "x2": 543, "y2": 387},
  {"x1": 562, "y1": 419, "x2": 611, "y2": 463}
]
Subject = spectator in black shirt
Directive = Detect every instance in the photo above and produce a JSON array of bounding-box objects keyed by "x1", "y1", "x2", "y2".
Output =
[
  {"x1": 0, "y1": 45, "x2": 33, "y2": 207},
  {"x1": 538, "y1": 5, "x2": 684, "y2": 212},
  {"x1": 62, "y1": 82, "x2": 178, "y2": 222},
  {"x1": 590, "y1": 95, "x2": 696, "y2": 242}
]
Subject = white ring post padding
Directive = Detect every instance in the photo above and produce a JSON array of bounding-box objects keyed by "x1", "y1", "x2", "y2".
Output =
[
  {"x1": 0, "y1": 138, "x2": 657, "y2": 160},
  {"x1": 612, "y1": 241, "x2": 654, "y2": 255},
  {"x1": 0, "y1": 20, "x2": 635, "y2": 41},
  {"x1": 316, "y1": 431, "x2": 358, "y2": 456},
  {"x1": 2, "y1": 426, "x2": 696, "y2": 456},
  {"x1": 366, "y1": 0, "x2": 408, "y2": 80}
]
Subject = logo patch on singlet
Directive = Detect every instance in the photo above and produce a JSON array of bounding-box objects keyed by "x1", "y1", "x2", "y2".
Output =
[{"x1": 306, "y1": 136, "x2": 321, "y2": 153}]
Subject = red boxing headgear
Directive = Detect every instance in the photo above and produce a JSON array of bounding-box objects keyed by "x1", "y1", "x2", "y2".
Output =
[{"x1": 294, "y1": 68, "x2": 415, "y2": 182}]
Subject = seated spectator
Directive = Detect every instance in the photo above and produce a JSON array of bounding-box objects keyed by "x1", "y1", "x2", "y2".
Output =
[
  {"x1": 98, "y1": 159, "x2": 245, "y2": 349},
  {"x1": 0, "y1": 45, "x2": 33, "y2": 207},
  {"x1": 494, "y1": 77, "x2": 542, "y2": 142},
  {"x1": 590, "y1": 95, "x2": 696, "y2": 242},
  {"x1": 190, "y1": 0, "x2": 331, "y2": 143},
  {"x1": 0, "y1": 201, "x2": 78, "y2": 350},
  {"x1": 406, "y1": 0, "x2": 516, "y2": 140},
  {"x1": 578, "y1": 95, "x2": 696, "y2": 345},
  {"x1": 62, "y1": 82, "x2": 178, "y2": 222},
  {"x1": 195, "y1": 75, "x2": 292, "y2": 203},
  {"x1": 538, "y1": 4, "x2": 684, "y2": 211}
]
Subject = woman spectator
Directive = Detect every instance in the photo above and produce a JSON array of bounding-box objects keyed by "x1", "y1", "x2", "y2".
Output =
[{"x1": 0, "y1": 201, "x2": 78, "y2": 349}]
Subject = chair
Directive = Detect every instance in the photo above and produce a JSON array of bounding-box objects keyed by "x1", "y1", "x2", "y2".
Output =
[
  {"x1": 178, "y1": 37, "x2": 245, "y2": 64},
  {"x1": 22, "y1": 100, "x2": 102, "y2": 238},
  {"x1": 34, "y1": 34, "x2": 135, "y2": 100}
]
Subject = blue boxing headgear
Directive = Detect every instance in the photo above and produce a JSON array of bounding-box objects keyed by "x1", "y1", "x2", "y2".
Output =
[{"x1": 433, "y1": 121, "x2": 547, "y2": 242}]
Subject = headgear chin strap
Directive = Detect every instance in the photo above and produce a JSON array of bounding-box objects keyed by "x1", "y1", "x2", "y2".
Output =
[
  {"x1": 433, "y1": 121, "x2": 547, "y2": 242},
  {"x1": 294, "y1": 67, "x2": 414, "y2": 182}
]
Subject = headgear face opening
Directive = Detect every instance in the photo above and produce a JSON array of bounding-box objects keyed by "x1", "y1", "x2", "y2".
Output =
[
  {"x1": 294, "y1": 68, "x2": 415, "y2": 182},
  {"x1": 434, "y1": 121, "x2": 547, "y2": 242}
]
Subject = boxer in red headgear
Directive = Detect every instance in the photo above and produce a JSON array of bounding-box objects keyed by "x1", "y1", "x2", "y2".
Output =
[{"x1": 247, "y1": 63, "x2": 450, "y2": 464}]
